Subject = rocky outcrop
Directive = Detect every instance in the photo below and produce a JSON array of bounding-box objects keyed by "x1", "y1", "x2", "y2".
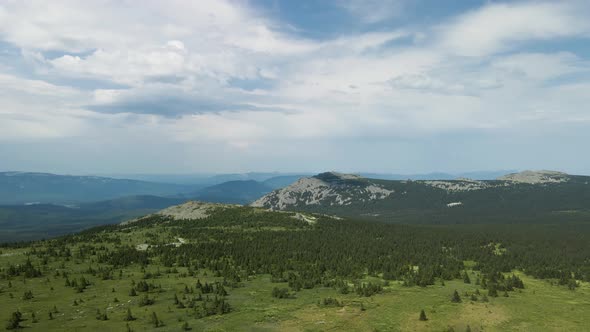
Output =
[
  {"x1": 497, "y1": 170, "x2": 569, "y2": 184},
  {"x1": 250, "y1": 172, "x2": 394, "y2": 210},
  {"x1": 157, "y1": 201, "x2": 239, "y2": 219}
]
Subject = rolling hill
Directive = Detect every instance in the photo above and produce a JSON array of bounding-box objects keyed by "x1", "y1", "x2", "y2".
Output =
[
  {"x1": 251, "y1": 170, "x2": 590, "y2": 224},
  {"x1": 2, "y1": 201, "x2": 589, "y2": 331},
  {"x1": 187, "y1": 180, "x2": 273, "y2": 204},
  {"x1": 0, "y1": 172, "x2": 196, "y2": 205},
  {"x1": 0, "y1": 195, "x2": 188, "y2": 242}
]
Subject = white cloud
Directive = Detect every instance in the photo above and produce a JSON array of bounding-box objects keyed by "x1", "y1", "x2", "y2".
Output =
[
  {"x1": 439, "y1": 2, "x2": 590, "y2": 56},
  {"x1": 1, "y1": 1, "x2": 590, "y2": 172}
]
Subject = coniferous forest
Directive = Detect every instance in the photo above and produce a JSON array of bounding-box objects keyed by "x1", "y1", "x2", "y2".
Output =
[{"x1": 1, "y1": 205, "x2": 589, "y2": 331}]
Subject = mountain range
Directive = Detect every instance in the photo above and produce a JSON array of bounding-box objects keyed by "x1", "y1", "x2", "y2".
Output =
[
  {"x1": 0, "y1": 173, "x2": 303, "y2": 241},
  {"x1": 252, "y1": 170, "x2": 590, "y2": 224},
  {"x1": 0, "y1": 172, "x2": 195, "y2": 205},
  {"x1": 2, "y1": 169, "x2": 590, "y2": 242}
]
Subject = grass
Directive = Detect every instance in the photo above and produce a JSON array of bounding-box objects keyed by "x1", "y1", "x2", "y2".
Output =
[
  {"x1": 1, "y1": 248, "x2": 589, "y2": 332},
  {"x1": 1, "y1": 221, "x2": 588, "y2": 332}
]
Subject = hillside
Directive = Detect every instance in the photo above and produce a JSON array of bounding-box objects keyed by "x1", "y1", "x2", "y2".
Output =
[
  {"x1": 0, "y1": 172, "x2": 196, "y2": 205},
  {"x1": 251, "y1": 171, "x2": 590, "y2": 223},
  {"x1": 0, "y1": 202, "x2": 588, "y2": 331},
  {"x1": 188, "y1": 180, "x2": 273, "y2": 204},
  {"x1": 0, "y1": 196, "x2": 187, "y2": 242}
]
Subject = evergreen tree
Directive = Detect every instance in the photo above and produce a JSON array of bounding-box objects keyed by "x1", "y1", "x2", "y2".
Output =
[
  {"x1": 150, "y1": 312, "x2": 161, "y2": 328},
  {"x1": 419, "y1": 309, "x2": 428, "y2": 321},
  {"x1": 124, "y1": 308, "x2": 135, "y2": 321},
  {"x1": 451, "y1": 290, "x2": 462, "y2": 303},
  {"x1": 6, "y1": 311, "x2": 23, "y2": 330},
  {"x1": 463, "y1": 272, "x2": 471, "y2": 284},
  {"x1": 488, "y1": 285, "x2": 498, "y2": 297}
]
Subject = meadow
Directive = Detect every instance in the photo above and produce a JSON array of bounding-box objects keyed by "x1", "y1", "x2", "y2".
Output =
[{"x1": 1, "y1": 206, "x2": 589, "y2": 331}]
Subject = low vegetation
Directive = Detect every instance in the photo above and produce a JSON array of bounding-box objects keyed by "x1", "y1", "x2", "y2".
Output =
[{"x1": 1, "y1": 205, "x2": 589, "y2": 331}]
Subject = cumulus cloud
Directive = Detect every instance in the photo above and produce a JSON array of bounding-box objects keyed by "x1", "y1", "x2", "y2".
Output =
[
  {"x1": 1, "y1": 0, "x2": 590, "y2": 173},
  {"x1": 439, "y1": 1, "x2": 590, "y2": 56}
]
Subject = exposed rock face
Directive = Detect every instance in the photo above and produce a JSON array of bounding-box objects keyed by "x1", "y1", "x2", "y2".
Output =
[
  {"x1": 497, "y1": 170, "x2": 570, "y2": 184},
  {"x1": 251, "y1": 172, "x2": 394, "y2": 210},
  {"x1": 421, "y1": 180, "x2": 492, "y2": 192},
  {"x1": 421, "y1": 171, "x2": 571, "y2": 192},
  {"x1": 157, "y1": 201, "x2": 237, "y2": 219},
  {"x1": 122, "y1": 201, "x2": 237, "y2": 224}
]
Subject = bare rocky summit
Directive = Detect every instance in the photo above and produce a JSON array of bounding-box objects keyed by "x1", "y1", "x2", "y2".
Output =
[
  {"x1": 123, "y1": 201, "x2": 239, "y2": 224},
  {"x1": 497, "y1": 170, "x2": 570, "y2": 184},
  {"x1": 249, "y1": 170, "x2": 585, "y2": 217},
  {"x1": 157, "y1": 201, "x2": 239, "y2": 219},
  {"x1": 251, "y1": 172, "x2": 394, "y2": 210}
]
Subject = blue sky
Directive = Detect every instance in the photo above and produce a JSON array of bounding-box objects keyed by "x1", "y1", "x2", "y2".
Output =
[{"x1": 1, "y1": 0, "x2": 590, "y2": 175}]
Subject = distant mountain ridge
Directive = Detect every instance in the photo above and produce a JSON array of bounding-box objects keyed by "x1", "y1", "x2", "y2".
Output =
[
  {"x1": 0, "y1": 172, "x2": 196, "y2": 205},
  {"x1": 0, "y1": 195, "x2": 188, "y2": 242},
  {"x1": 251, "y1": 171, "x2": 590, "y2": 224},
  {"x1": 187, "y1": 180, "x2": 273, "y2": 204}
]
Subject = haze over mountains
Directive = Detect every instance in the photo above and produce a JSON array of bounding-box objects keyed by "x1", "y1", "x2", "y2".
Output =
[
  {"x1": 1, "y1": 169, "x2": 588, "y2": 242},
  {"x1": 0, "y1": 170, "x2": 518, "y2": 205},
  {"x1": 0, "y1": 171, "x2": 306, "y2": 241}
]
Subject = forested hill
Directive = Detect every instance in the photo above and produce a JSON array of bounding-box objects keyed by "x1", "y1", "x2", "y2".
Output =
[
  {"x1": 0, "y1": 172, "x2": 195, "y2": 205},
  {"x1": 251, "y1": 170, "x2": 590, "y2": 223},
  {"x1": 1, "y1": 202, "x2": 588, "y2": 330}
]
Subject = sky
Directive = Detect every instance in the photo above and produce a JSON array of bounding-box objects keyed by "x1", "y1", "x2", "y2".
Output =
[{"x1": 1, "y1": 0, "x2": 590, "y2": 175}]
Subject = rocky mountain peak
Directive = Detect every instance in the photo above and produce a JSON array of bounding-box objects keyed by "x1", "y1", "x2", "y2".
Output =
[
  {"x1": 497, "y1": 170, "x2": 570, "y2": 184},
  {"x1": 251, "y1": 172, "x2": 391, "y2": 210}
]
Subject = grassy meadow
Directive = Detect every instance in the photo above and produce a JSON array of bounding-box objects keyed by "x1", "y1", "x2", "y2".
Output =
[{"x1": 1, "y1": 247, "x2": 588, "y2": 331}]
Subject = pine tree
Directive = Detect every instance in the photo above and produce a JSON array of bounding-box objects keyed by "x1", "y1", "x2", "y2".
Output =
[
  {"x1": 150, "y1": 311, "x2": 161, "y2": 327},
  {"x1": 124, "y1": 308, "x2": 135, "y2": 321},
  {"x1": 451, "y1": 290, "x2": 462, "y2": 303},
  {"x1": 419, "y1": 309, "x2": 428, "y2": 321},
  {"x1": 488, "y1": 285, "x2": 498, "y2": 297},
  {"x1": 463, "y1": 272, "x2": 471, "y2": 284},
  {"x1": 6, "y1": 311, "x2": 22, "y2": 330}
]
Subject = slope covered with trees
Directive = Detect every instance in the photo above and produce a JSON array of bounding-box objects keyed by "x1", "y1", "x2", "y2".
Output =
[
  {"x1": 1, "y1": 203, "x2": 589, "y2": 331},
  {"x1": 252, "y1": 171, "x2": 590, "y2": 224}
]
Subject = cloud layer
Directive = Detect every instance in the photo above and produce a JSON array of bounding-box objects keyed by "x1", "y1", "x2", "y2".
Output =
[{"x1": 1, "y1": 0, "x2": 590, "y2": 174}]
